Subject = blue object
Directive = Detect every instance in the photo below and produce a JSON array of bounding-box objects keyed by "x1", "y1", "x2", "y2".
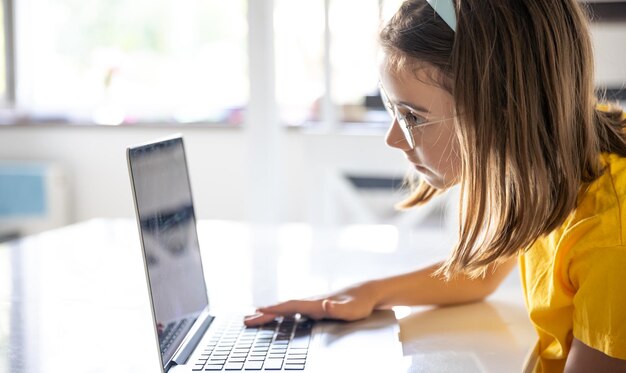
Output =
[
  {"x1": 426, "y1": 0, "x2": 457, "y2": 32},
  {"x1": 0, "y1": 165, "x2": 47, "y2": 218}
]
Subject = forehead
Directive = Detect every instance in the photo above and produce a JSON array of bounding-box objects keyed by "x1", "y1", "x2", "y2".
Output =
[
  {"x1": 379, "y1": 59, "x2": 453, "y2": 115},
  {"x1": 380, "y1": 56, "x2": 444, "y2": 92}
]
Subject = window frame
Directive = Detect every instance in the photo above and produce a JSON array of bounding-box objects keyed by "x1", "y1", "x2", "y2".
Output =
[{"x1": 2, "y1": 0, "x2": 15, "y2": 107}]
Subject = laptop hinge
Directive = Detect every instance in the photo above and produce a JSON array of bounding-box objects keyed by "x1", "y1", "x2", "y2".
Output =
[{"x1": 168, "y1": 310, "x2": 214, "y2": 368}]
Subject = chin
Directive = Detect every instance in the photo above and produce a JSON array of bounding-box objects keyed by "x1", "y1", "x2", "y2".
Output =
[
  {"x1": 419, "y1": 172, "x2": 457, "y2": 190},
  {"x1": 422, "y1": 178, "x2": 446, "y2": 189}
]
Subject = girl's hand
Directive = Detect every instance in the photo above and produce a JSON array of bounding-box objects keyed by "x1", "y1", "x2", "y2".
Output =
[{"x1": 243, "y1": 283, "x2": 379, "y2": 326}]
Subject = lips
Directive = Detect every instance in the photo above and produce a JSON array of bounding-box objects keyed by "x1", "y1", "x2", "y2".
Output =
[
  {"x1": 406, "y1": 158, "x2": 424, "y2": 169},
  {"x1": 405, "y1": 153, "x2": 428, "y2": 172},
  {"x1": 414, "y1": 164, "x2": 428, "y2": 173},
  {"x1": 408, "y1": 160, "x2": 428, "y2": 173}
]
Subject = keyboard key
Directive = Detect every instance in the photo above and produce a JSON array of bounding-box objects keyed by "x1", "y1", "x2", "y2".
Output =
[
  {"x1": 288, "y1": 348, "x2": 308, "y2": 354},
  {"x1": 262, "y1": 359, "x2": 284, "y2": 370},
  {"x1": 204, "y1": 364, "x2": 224, "y2": 371},
  {"x1": 226, "y1": 358, "x2": 246, "y2": 365},
  {"x1": 286, "y1": 358, "x2": 306, "y2": 364},
  {"x1": 243, "y1": 361, "x2": 264, "y2": 370},
  {"x1": 290, "y1": 337, "x2": 310, "y2": 349},
  {"x1": 224, "y1": 362, "x2": 244, "y2": 370},
  {"x1": 284, "y1": 364, "x2": 305, "y2": 370}
]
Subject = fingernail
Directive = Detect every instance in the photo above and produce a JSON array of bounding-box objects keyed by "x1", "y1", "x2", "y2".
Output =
[{"x1": 244, "y1": 313, "x2": 262, "y2": 320}]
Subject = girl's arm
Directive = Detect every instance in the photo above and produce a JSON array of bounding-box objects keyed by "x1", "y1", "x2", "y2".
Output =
[
  {"x1": 372, "y1": 256, "x2": 517, "y2": 308},
  {"x1": 565, "y1": 338, "x2": 626, "y2": 372},
  {"x1": 244, "y1": 256, "x2": 517, "y2": 326}
]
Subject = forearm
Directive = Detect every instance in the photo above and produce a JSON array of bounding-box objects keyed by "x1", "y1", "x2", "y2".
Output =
[
  {"x1": 244, "y1": 257, "x2": 516, "y2": 326},
  {"x1": 368, "y1": 258, "x2": 516, "y2": 308}
]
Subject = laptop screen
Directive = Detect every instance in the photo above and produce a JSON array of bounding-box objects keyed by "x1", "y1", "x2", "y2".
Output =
[{"x1": 128, "y1": 137, "x2": 208, "y2": 366}]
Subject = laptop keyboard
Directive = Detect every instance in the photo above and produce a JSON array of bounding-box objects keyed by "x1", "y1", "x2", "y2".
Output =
[{"x1": 192, "y1": 316, "x2": 314, "y2": 371}]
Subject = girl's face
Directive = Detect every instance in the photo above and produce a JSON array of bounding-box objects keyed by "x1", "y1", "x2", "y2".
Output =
[{"x1": 379, "y1": 58, "x2": 461, "y2": 189}]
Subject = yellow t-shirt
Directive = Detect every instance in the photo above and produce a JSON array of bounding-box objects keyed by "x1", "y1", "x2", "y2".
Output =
[{"x1": 519, "y1": 152, "x2": 626, "y2": 372}]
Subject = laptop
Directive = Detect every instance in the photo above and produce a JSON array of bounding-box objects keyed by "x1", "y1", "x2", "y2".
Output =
[{"x1": 127, "y1": 135, "x2": 407, "y2": 372}]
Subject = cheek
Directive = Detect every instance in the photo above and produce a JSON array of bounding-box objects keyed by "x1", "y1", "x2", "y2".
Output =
[{"x1": 416, "y1": 125, "x2": 461, "y2": 174}]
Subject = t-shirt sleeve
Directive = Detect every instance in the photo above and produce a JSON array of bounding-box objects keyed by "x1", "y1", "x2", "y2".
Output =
[{"x1": 568, "y1": 245, "x2": 626, "y2": 360}]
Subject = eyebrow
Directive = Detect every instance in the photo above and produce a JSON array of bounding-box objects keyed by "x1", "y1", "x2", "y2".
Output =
[
  {"x1": 378, "y1": 82, "x2": 431, "y2": 115},
  {"x1": 396, "y1": 100, "x2": 431, "y2": 115}
]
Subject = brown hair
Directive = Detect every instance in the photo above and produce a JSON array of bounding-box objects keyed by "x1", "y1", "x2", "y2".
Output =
[{"x1": 379, "y1": 0, "x2": 626, "y2": 277}]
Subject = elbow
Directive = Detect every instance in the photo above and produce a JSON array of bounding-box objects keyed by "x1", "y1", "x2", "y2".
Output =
[
  {"x1": 459, "y1": 277, "x2": 502, "y2": 304},
  {"x1": 476, "y1": 274, "x2": 506, "y2": 300},
  {"x1": 442, "y1": 280, "x2": 499, "y2": 306}
]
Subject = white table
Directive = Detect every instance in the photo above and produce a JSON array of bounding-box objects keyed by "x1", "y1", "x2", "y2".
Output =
[{"x1": 0, "y1": 219, "x2": 536, "y2": 372}]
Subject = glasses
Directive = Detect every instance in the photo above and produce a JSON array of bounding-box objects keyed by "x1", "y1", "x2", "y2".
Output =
[{"x1": 379, "y1": 83, "x2": 454, "y2": 149}]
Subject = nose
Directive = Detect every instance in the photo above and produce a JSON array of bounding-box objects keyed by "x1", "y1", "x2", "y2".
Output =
[{"x1": 385, "y1": 118, "x2": 412, "y2": 151}]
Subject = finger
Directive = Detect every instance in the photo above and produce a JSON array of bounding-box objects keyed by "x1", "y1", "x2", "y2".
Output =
[
  {"x1": 257, "y1": 300, "x2": 324, "y2": 318},
  {"x1": 243, "y1": 312, "x2": 278, "y2": 327}
]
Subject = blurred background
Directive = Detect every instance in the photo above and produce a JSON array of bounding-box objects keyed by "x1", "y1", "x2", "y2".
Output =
[{"x1": 0, "y1": 0, "x2": 624, "y2": 240}]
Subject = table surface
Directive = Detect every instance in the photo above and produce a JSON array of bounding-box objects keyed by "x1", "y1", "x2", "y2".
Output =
[{"x1": 0, "y1": 219, "x2": 537, "y2": 373}]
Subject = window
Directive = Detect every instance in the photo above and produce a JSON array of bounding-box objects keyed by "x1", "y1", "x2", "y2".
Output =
[
  {"x1": 274, "y1": 0, "x2": 325, "y2": 126},
  {"x1": 5, "y1": 0, "x2": 624, "y2": 127},
  {"x1": 6, "y1": 0, "x2": 408, "y2": 127},
  {"x1": 275, "y1": 0, "x2": 403, "y2": 127},
  {"x1": 328, "y1": 0, "x2": 388, "y2": 124},
  {"x1": 14, "y1": 0, "x2": 247, "y2": 125},
  {"x1": 586, "y1": 1, "x2": 626, "y2": 106}
]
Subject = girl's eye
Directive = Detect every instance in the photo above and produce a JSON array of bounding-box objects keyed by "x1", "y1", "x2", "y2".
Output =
[{"x1": 406, "y1": 112, "x2": 426, "y2": 126}]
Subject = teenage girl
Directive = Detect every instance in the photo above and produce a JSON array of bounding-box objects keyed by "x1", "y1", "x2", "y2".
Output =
[{"x1": 245, "y1": 1, "x2": 626, "y2": 371}]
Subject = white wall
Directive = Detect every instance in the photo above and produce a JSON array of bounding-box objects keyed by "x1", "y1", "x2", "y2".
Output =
[
  {"x1": 0, "y1": 125, "x2": 408, "y2": 225},
  {"x1": 592, "y1": 23, "x2": 626, "y2": 87}
]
